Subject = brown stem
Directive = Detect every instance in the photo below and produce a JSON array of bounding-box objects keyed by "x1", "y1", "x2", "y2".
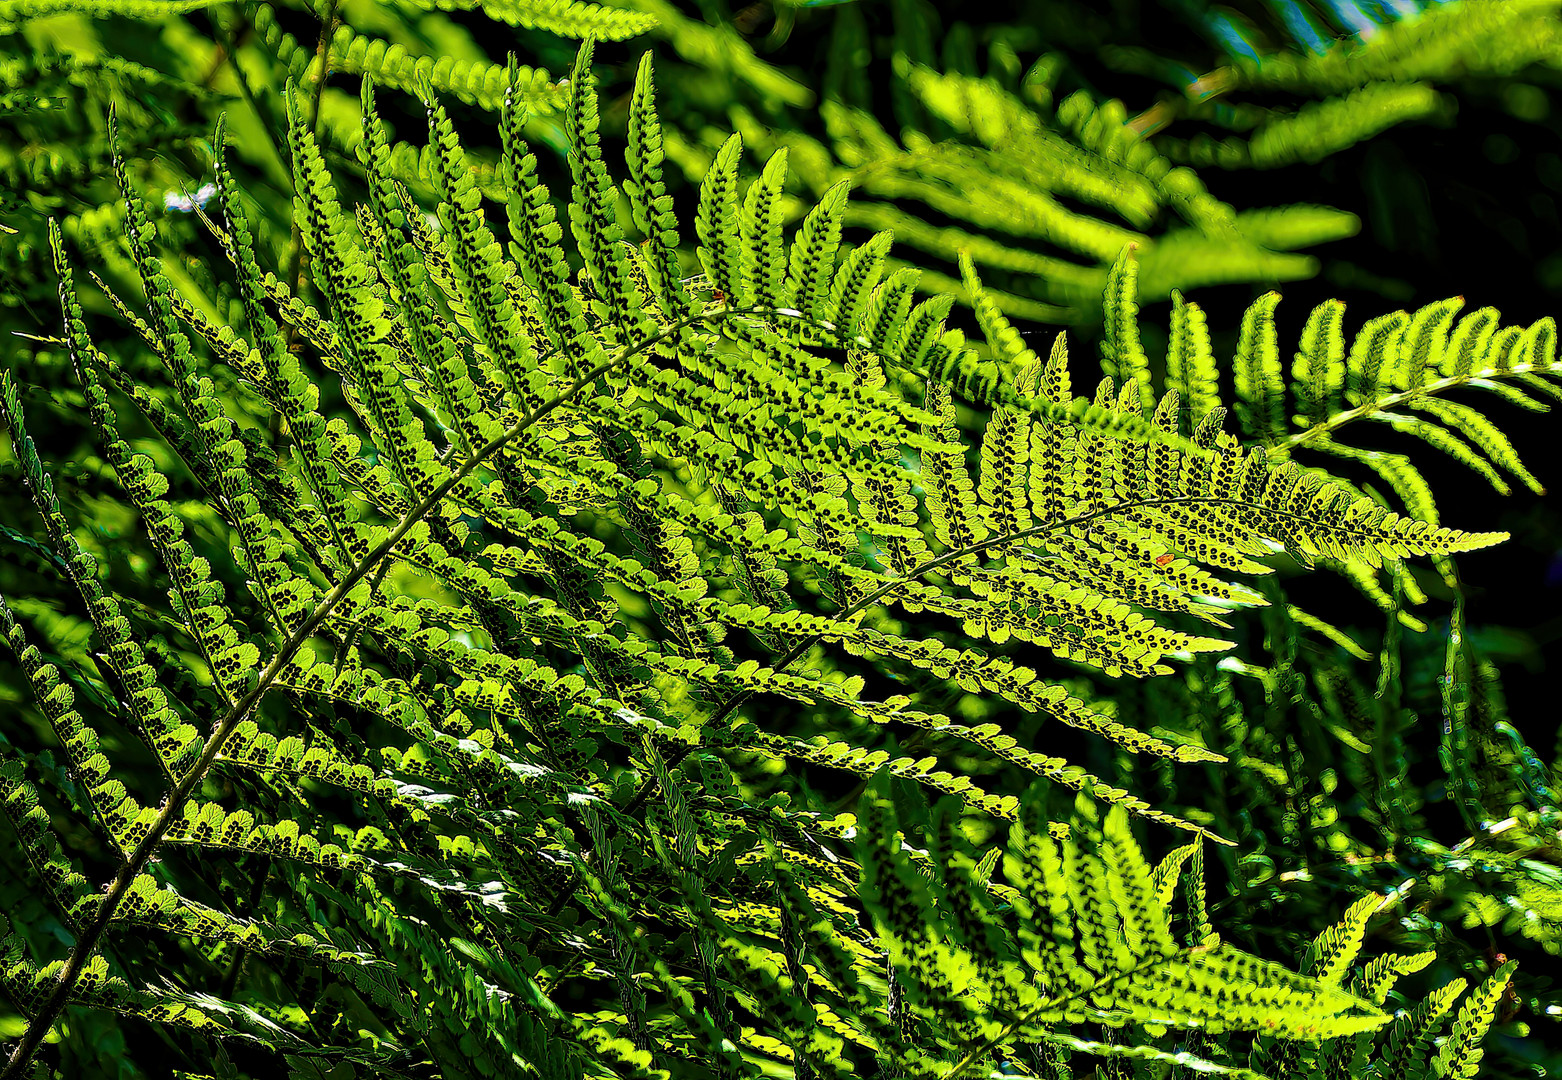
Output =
[{"x1": 0, "y1": 304, "x2": 790, "y2": 1077}]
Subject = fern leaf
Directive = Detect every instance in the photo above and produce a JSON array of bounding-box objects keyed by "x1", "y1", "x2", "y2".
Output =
[
  {"x1": 1233, "y1": 291, "x2": 1286, "y2": 443},
  {"x1": 827, "y1": 231, "x2": 892, "y2": 337},
  {"x1": 1379, "y1": 977, "x2": 1467, "y2": 1080},
  {"x1": 415, "y1": 0, "x2": 658, "y2": 40},
  {"x1": 788, "y1": 179, "x2": 852, "y2": 327},
  {"x1": 1167, "y1": 291, "x2": 1220, "y2": 429},
  {"x1": 1304, "y1": 892, "x2": 1386, "y2": 986},
  {"x1": 0, "y1": 756, "x2": 94, "y2": 912},
  {"x1": 1294, "y1": 298, "x2": 1348, "y2": 426},
  {"x1": 358, "y1": 81, "x2": 494, "y2": 461},
  {"x1": 1407, "y1": 397, "x2": 1546, "y2": 495},
  {"x1": 0, "y1": 371, "x2": 190, "y2": 778},
  {"x1": 327, "y1": 23, "x2": 566, "y2": 112},
  {"x1": 1102, "y1": 247, "x2": 1153, "y2": 414},
  {"x1": 624, "y1": 53, "x2": 691, "y2": 322},
  {"x1": 740, "y1": 148, "x2": 792, "y2": 309},
  {"x1": 568, "y1": 41, "x2": 651, "y2": 341},
  {"x1": 1433, "y1": 960, "x2": 1517, "y2": 1079},
  {"x1": 216, "y1": 119, "x2": 355, "y2": 565},
  {"x1": 696, "y1": 132, "x2": 745, "y2": 301},
  {"x1": 426, "y1": 82, "x2": 554, "y2": 412}
]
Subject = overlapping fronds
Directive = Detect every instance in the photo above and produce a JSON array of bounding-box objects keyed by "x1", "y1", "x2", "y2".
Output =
[
  {"x1": 851, "y1": 785, "x2": 1388, "y2": 1076},
  {"x1": 1125, "y1": 0, "x2": 1562, "y2": 168},
  {"x1": 5, "y1": 0, "x2": 1558, "y2": 356},
  {"x1": 636, "y1": 0, "x2": 1562, "y2": 329},
  {"x1": 1217, "y1": 888, "x2": 1517, "y2": 1080},
  {"x1": 1223, "y1": 277, "x2": 1561, "y2": 525},
  {"x1": 0, "y1": 31, "x2": 1538, "y2": 1080},
  {"x1": 1075, "y1": 249, "x2": 1556, "y2": 623},
  {"x1": 849, "y1": 801, "x2": 1519, "y2": 1080},
  {"x1": 702, "y1": 54, "x2": 1359, "y2": 324}
]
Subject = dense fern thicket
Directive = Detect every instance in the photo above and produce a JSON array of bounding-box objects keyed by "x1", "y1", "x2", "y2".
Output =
[{"x1": 3, "y1": 1, "x2": 1562, "y2": 1078}]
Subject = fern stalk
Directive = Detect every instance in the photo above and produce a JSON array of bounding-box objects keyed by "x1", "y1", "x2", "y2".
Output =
[
  {"x1": 1278, "y1": 359, "x2": 1562, "y2": 467},
  {"x1": 0, "y1": 302, "x2": 814, "y2": 1078}
]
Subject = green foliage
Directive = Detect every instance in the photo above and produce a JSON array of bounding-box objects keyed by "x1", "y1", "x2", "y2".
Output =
[
  {"x1": 8, "y1": 0, "x2": 1561, "y2": 338},
  {"x1": 859, "y1": 789, "x2": 1386, "y2": 1072},
  {"x1": 672, "y1": 0, "x2": 1562, "y2": 323},
  {"x1": 849, "y1": 787, "x2": 1525, "y2": 1079},
  {"x1": 2, "y1": 2, "x2": 1560, "y2": 1078}
]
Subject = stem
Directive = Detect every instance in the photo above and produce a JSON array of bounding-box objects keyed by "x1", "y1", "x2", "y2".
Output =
[
  {"x1": 0, "y1": 304, "x2": 790, "y2": 1077},
  {"x1": 1272, "y1": 360, "x2": 1559, "y2": 458}
]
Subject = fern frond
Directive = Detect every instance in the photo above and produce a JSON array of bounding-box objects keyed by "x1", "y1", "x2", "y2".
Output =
[
  {"x1": 0, "y1": 757, "x2": 94, "y2": 913},
  {"x1": 740, "y1": 148, "x2": 792, "y2": 309},
  {"x1": 407, "y1": 0, "x2": 658, "y2": 40},
  {"x1": 624, "y1": 52, "x2": 692, "y2": 323},
  {"x1": 859, "y1": 787, "x2": 1386, "y2": 1078},
  {"x1": 568, "y1": 41, "x2": 652, "y2": 342},
  {"x1": 0, "y1": 0, "x2": 210, "y2": 26},
  {"x1": 1, "y1": 41, "x2": 1541, "y2": 1079},
  {"x1": 1433, "y1": 960, "x2": 1518, "y2": 1079},
  {"x1": 1168, "y1": 290, "x2": 1220, "y2": 428},
  {"x1": 1102, "y1": 247, "x2": 1153, "y2": 413},
  {"x1": 1175, "y1": 82, "x2": 1446, "y2": 170},
  {"x1": 0, "y1": 371, "x2": 190, "y2": 779},
  {"x1": 0, "y1": 925, "x2": 296, "y2": 1045},
  {"x1": 326, "y1": 22, "x2": 567, "y2": 113},
  {"x1": 788, "y1": 179, "x2": 851, "y2": 327},
  {"x1": 696, "y1": 132, "x2": 745, "y2": 301}
]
